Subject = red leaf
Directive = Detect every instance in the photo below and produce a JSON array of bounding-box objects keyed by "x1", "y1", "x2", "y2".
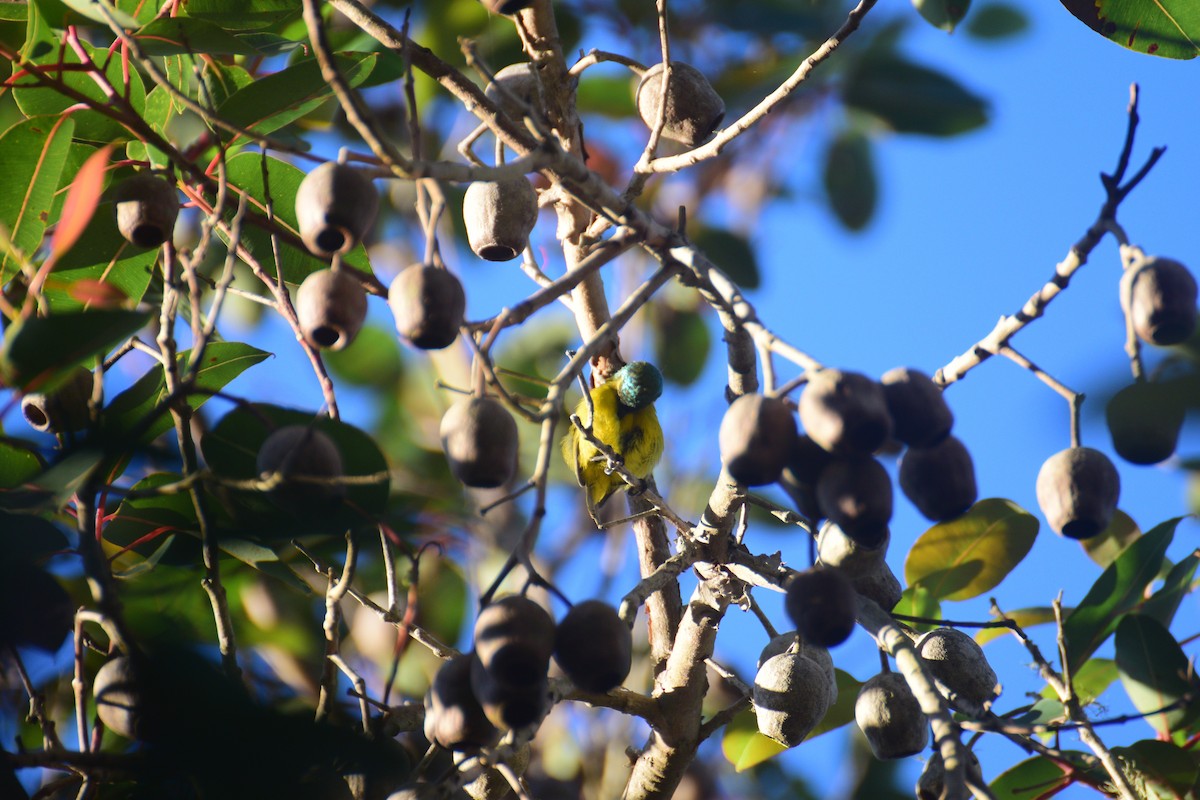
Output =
[{"x1": 49, "y1": 144, "x2": 114, "y2": 262}]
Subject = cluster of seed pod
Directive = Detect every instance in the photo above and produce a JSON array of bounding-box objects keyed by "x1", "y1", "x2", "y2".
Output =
[{"x1": 422, "y1": 597, "x2": 631, "y2": 752}]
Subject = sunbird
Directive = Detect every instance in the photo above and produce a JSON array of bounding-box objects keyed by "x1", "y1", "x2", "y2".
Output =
[{"x1": 562, "y1": 361, "x2": 665, "y2": 524}]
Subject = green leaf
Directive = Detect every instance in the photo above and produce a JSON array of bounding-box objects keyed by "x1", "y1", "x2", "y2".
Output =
[
  {"x1": 1110, "y1": 740, "x2": 1200, "y2": 797},
  {"x1": 975, "y1": 606, "x2": 1059, "y2": 646},
  {"x1": 0, "y1": 309, "x2": 150, "y2": 390},
  {"x1": 222, "y1": 151, "x2": 373, "y2": 286},
  {"x1": 655, "y1": 307, "x2": 710, "y2": 386},
  {"x1": 182, "y1": 0, "x2": 301, "y2": 31},
  {"x1": 219, "y1": 537, "x2": 312, "y2": 594},
  {"x1": 0, "y1": 3, "x2": 26, "y2": 22},
  {"x1": 844, "y1": 55, "x2": 988, "y2": 136},
  {"x1": 0, "y1": 509, "x2": 67, "y2": 561},
  {"x1": 913, "y1": 0, "x2": 970, "y2": 32},
  {"x1": 134, "y1": 17, "x2": 261, "y2": 56},
  {"x1": 217, "y1": 54, "x2": 376, "y2": 143},
  {"x1": 822, "y1": 129, "x2": 877, "y2": 231},
  {"x1": 0, "y1": 116, "x2": 75, "y2": 282},
  {"x1": 1039, "y1": 658, "x2": 1118, "y2": 707},
  {"x1": 722, "y1": 709, "x2": 786, "y2": 771},
  {"x1": 965, "y1": 2, "x2": 1029, "y2": 39},
  {"x1": 415, "y1": 558, "x2": 468, "y2": 645},
  {"x1": 691, "y1": 227, "x2": 760, "y2": 289},
  {"x1": 892, "y1": 584, "x2": 941, "y2": 632},
  {"x1": 575, "y1": 74, "x2": 637, "y2": 118},
  {"x1": 324, "y1": 325, "x2": 403, "y2": 389},
  {"x1": 904, "y1": 498, "x2": 1038, "y2": 602},
  {"x1": 1115, "y1": 614, "x2": 1199, "y2": 738},
  {"x1": 202, "y1": 403, "x2": 390, "y2": 538},
  {"x1": 1081, "y1": 509, "x2": 1141, "y2": 568},
  {"x1": 12, "y1": 40, "x2": 146, "y2": 142},
  {"x1": 102, "y1": 472, "x2": 203, "y2": 568},
  {"x1": 1140, "y1": 551, "x2": 1200, "y2": 628},
  {"x1": 102, "y1": 341, "x2": 271, "y2": 444},
  {"x1": 58, "y1": 0, "x2": 138, "y2": 27},
  {"x1": 1059, "y1": 0, "x2": 1200, "y2": 59},
  {"x1": 0, "y1": 439, "x2": 45, "y2": 489},
  {"x1": 1062, "y1": 517, "x2": 1181, "y2": 674},
  {"x1": 989, "y1": 755, "x2": 1080, "y2": 798}
]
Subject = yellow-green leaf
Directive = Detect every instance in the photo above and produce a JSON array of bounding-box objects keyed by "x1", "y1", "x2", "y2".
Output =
[{"x1": 904, "y1": 498, "x2": 1038, "y2": 601}]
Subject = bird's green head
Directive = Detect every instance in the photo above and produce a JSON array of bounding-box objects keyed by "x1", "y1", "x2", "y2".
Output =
[{"x1": 615, "y1": 361, "x2": 663, "y2": 410}]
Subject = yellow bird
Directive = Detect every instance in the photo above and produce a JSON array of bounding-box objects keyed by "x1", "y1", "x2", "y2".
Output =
[{"x1": 562, "y1": 361, "x2": 665, "y2": 524}]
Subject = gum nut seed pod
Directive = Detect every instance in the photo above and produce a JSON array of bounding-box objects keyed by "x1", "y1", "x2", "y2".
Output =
[
  {"x1": 295, "y1": 162, "x2": 379, "y2": 257},
  {"x1": 256, "y1": 425, "x2": 345, "y2": 509},
  {"x1": 915, "y1": 628, "x2": 1000, "y2": 708},
  {"x1": 114, "y1": 173, "x2": 179, "y2": 249},
  {"x1": 635, "y1": 62, "x2": 726, "y2": 147},
  {"x1": 22, "y1": 365, "x2": 95, "y2": 433},
  {"x1": 752, "y1": 652, "x2": 836, "y2": 747},
  {"x1": 847, "y1": 561, "x2": 903, "y2": 611},
  {"x1": 817, "y1": 520, "x2": 889, "y2": 575},
  {"x1": 94, "y1": 657, "x2": 144, "y2": 740},
  {"x1": 916, "y1": 747, "x2": 984, "y2": 800},
  {"x1": 799, "y1": 369, "x2": 894, "y2": 456},
  {"x1": 553, "y1": 600, "x2": 632, "y2": 693},
  {"x1": 294, "y1": 268, "x2": 368, "y2": 350},
  {"x1": 815, "y1": 456, "x2": 893, "y2": 544},
  {"x1": 463, "y1": 178, "x2": 538, "y2": 262},
  {"x1": 389, "y1": 264, "x2": 466, "y2": 350},
  {"x1": 1106, "y1": 381, "x2": 1185, "y2": 465},
  {"x1": 473, "y1": 596, "x2": 556, "y2": 685},
  {"x1": 757, "y1": 632, "x2": 837, "y2": 691},
  {"x1": 855, "y1": 672, "x2": 929, "y2": 760},
  {"x1": 1035, "y1": 446, "x2": 1120, "y2": 540},
  {"x1": 479, "y1": 0, "x2": 533, "y2": 14},
  {"x1": 423, "y1": 654, "x2": 499, "y2": 751},
  {"x1": 782, "y1": 434, "x2": 834, "y2": 486},
  {"x1": 880, "y1": 367, "x2": 954, "y2": 447},
  {"x1": 718, "y1": 394, "x2": 799, "y2": 486},
  {"x1": 784, "y1": 566, "x2": 857, "y2": 648},
  {"x1": 1123, "y1": 256, "x2": 1198, "y2": 346},
  {"x1": 485, "y1": 63, "x2": 541, "y2": 119},
  {"x1": 469, "y1": 658, "x2": 549, "y2": 730},
  {"x1": 898, "y1": 435, "x2": 978, "y2": 522},
  {"x1": 440, "y1": 397, "x2": 519, "y2": 489}
]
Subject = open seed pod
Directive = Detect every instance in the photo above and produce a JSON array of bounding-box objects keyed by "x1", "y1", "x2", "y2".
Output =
[
  {"x1": 1122, "y1": 256, "x2": 1198, "y2": 346},
  {"x1": 473, "y1": 595, "x2": 555, "y2": 686},
  {"x1": 799, "y1": 369, "x2": 893, "y2": 456},
  {"x1": 553, "y1": 600, "x2": 632, "y2": 694},
  {"x1": 485, "y1": 63, "x2": 541, "y2": 120},
  {"x1": 294, "y1": 268, "x2": 368, "y2": 350},
  {"x1": 718, "y1": 394, "x2": 799, "y2": 486},
  {"x1": 916, "y1": 747, "x2": 984, "y2": 800},
  {"x1": 816, "y1": 520, "x2": 889, "y2": 574},
  {"x1": 469, "y1": 657, "x2": 549, "y2": 730},
  {"x1": 423, "y1": 654, "x2": 499, "y2": 751},
  {"x1": 22, "y1": 365, "x2": 95, "y2": 434},
  {"x1": 440, "y1": 397, "x2": 519, "y2": 488},
  {"x1": 1035, "y1": 446, "x2": 1120, "y2": 540},
  {"x1": 881, "y1": 367, "x2": 953, "y2": 447},
  {"x1": 784, "y1": 566, "x2": 857, "y2": 648},
  {"x1": 389, "y1": 264, "x2": 466, "y2": 350},
  {"x1": 114, "y1": 173, "x2": 179, "y2": 249},
  {"x1": 635, "y1": 62, "x2": 726, "y2": 147},
  {"x1": 94, "y1": 656, "x2": 148, "y2": 740},
  {"x1": 815, "y1": 456, "x2": 892, "y2": 545},
  {"x1": 914, "y1": 628, "x2": 1000, "y2": 709},
  {"x1": 855, "y1": 671, "x2": 929, "y2": 760},
  {"x1": 256, "y1": 425, "x2": 345, "y2": 511},
  {"x1": 463, "y1": 178, "x2": 538, "y2": 262},
  {"x1": 898, "y1": 435, "x2": 978, "y2": 522},
  {"x1": 752, "y1": 651, "x2": 836, "y2": 747},
  {"x1": 479, "y1": 0, "x2": 532, "y2": 14},
  {"x1": 1106, "y1": 381, "x2": 1185, "y2": 465},
  {"x1": 295, "y1": 162, "x2": 379, "y2": 257}
]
